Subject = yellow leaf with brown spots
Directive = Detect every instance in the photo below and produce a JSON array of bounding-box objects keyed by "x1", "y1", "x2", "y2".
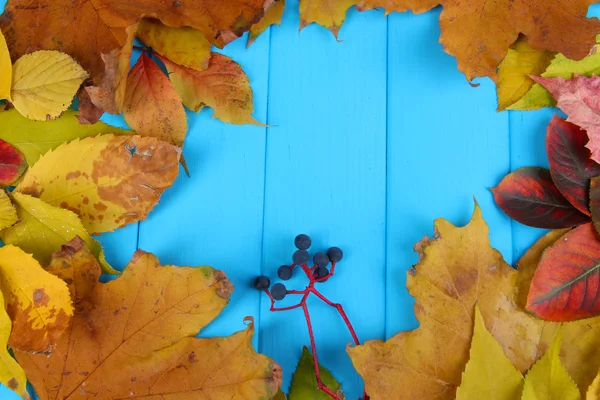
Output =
[
  {"x1": 161, "y1": 53, "x2": 262, "y2": 125},
  {"x1": 15, "y1": 134, "x2": 181, "y2": 234},
  {"x1": 0, "y1": 245, "x2": 73, "y2": 353},
  {"x1": 0, "y1": 189, "x2": 17, "y2": 231},
  {"x1": 348, "y1": 205, "x2": 600, "y2": 399},
  {"x1": 0, "y1": 192, "x2": 116, "y2": 274},
  {"x1": 16, "y1": 237, "x2": 282, "y2": 400},
  {"x1": 137, "y1": 19, "x2": 211, "y2": 71},
  {"x1": 248, "y1": 0, "x2": 285, "y2": 47},
  {"x1": 0, "y1": 292, "x2": 30, "y2": 400}
]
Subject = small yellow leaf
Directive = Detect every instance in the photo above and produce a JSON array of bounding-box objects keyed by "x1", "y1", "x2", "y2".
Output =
[
  {"x1": 0, "y1": 192, "x2": 116, "y2": 274},
  {"x1": 497, "y1": 35, "x2": 556, "y2": 110},
  {"x1": 456, "y1": 304, "x2": 523, "y2": 399},
  {"x1": 0, "y1": 189, "x2": 18, "y2": 231},
  {"x1": 522, "y1": 327, "x2": 580, "y2": 400},
  {"x1": 299, "y1": 0, "x2": 355, "y2": 38},
  {"x1": 587, "y1": 372, "x2": 600, "y2": 400},
  {"x1": 0, "y1": 30, "x2": 11, "y2": 100},
  {"x1": 137, "y1": 19, "x2": 211, "y2": 71},
  {"x1": 0, "y1": 245, "x2": 73, "y2": 353},
  {"x1": 11, "y1": 50, "x2": 89, "y2": 121},
  {"x1": 0, "y1": 293, "x2": 30, "y2": 400},
  {"x1": 248, "y1": 0, "x2": 285, "y2": 47}
]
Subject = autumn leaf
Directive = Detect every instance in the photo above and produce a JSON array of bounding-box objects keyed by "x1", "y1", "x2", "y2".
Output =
[
  {"x1": 496, "y1": 35, "x2": 556, "y2": 110},
  {"x1": 0, "y1": 138, "x2": 27, "y2": 187},
  {"x1": 0, "y1": 293, "x2": 29, "y2": 400},
  {"x1": 160, "y1": 53, "x2": 262, "y2": 125},
  {"x1": 0, "y1": 30, "x2": 10, "y2": 100},
  {"x1": 0, "y1": 109, "x2": 130, "y2": 167},
  {"x1": 248, "y1": 0, "x2": 285, "y2": 47},
  {"x1": 0, "y1": 190, "x2": 17, "y2": 231},
  {"x1": 348, "y1": 204, "x2": 550, "y2": 399},
  {"x1": 15, "y1": 134, "x2": 181, "y2": 234},
  {"x1": 591, "y1": 177, "x2": 600, "y2": 234},
  {"x1": 137, "y1": 19, "x2": 211, "y2": 72},
  {"x1": 456, "y1": 304, "x2": 523, "y2": 399},
  {"x1": 0, "y1": 192, "x2": 115, "y2": 274},
  {"x1": 492, "y1": 167, "x2": 589, "y2": 229},
  {"x1": 123, "y1": 54, "x2": 188, "y2": 147},
  {"x1": 273, "y1": 389, "x2": 287, "y2": 400},
  {"x1": 509, "y1": 40, "x2": 600, "y2": 111},
  {"x1": 0, "y1": 0, "x2": 272, "y2": 79},
  {"x1": 533, "y1": 75, "x2": 600, "y2": 164},
  {"x1": 299, "y1": 0, "x2": 354, "y2": 38},
  {"x1": 547, "y1": 116, "x2": 600, "y2": 216},
  {"x1": 588, "y1": 373, "x2": 600, "y2": 399},
  {"x1": 0, "y1": 245, "x2": 73, "y2": 353},
  {"x1": 289, "y1": 346, "x2": 344, "y2": 400},
  {"x1": 11, "y1": 50, "x2": 88, "y2": 121},
  {"x1": 522, "y1": 328, "x2": 580, "y2": 400},
  {"x1": 17, "y1": 237, "x2": 282, "y2": 400}
]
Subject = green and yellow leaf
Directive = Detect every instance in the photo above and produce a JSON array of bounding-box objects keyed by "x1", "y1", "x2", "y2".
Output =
[
  {"x1": 0, "y1": 293, "x2": 30, "y2": 400},
  {"x1": 11, "y1": 50, "x2": 89, "y2": 121},
  {"x1": 0, "y1": 189, "x2": 17, "y2": 231},
  {"x1": 289, "y1": 346, "x2": 344, "y2": 400}
]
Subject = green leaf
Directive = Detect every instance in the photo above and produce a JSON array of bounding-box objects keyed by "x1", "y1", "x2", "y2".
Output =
[
  {"x1": 289, "y1": 346, "x2": 344, "y2": 400},
  {"x1": 0, "y1": 109, "x2": 130, "y2": 167}
]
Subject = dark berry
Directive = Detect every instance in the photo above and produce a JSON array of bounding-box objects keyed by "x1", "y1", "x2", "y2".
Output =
[
  {"x1": 277, "y1": 265, "x2": 293, "y2": 280},
  {"x1": 313, "y1": 266, "x2": 329, "y2": 281},
  {"x1": 327, "y1": 247, "x2": 343, "y2": 262},
  {"x1": 293, "y1": 250, "x2": 310, "y2": 265},
  {"x1": 271, "y1": 283, "x2": 287, "y2": 300},
  {"x1": 294, "y1": 234, "x2": 312, "y2": 250},
  {"x1": 253, "y1": 275, "x2": 270, "y2": 290},
  {"x1": 313, "y1": 252, "x2": 329, "y2": 267}
]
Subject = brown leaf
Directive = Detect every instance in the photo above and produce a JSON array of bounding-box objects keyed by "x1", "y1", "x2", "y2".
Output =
[
  {"x1": 17, "y1": 238, "x2": 282, "y2": 400},
  {"x1": 0, "y1": 0, "x2": 273, "y2": 78}
]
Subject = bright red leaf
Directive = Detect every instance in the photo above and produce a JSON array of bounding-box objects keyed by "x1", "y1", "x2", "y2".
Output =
[
  {"x1": 492, "y1": 167, "x2": 589, "y2": 229},
  {"x1": 0, "y1": 139, "x2": 27, "y2": 187},
  {"x1": 547, "y1": 115, "x2": 600, "y2": 216},
  {"x1": 527, "y1": 223, "x2": 600, "y2": 321}
]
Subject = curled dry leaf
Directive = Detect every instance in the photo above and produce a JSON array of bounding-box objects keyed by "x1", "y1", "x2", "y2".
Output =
[
  {"x1": 0, "y1": 245, "x2": 73, "y2": 353},
  {"x1": 248, "y1": 0, "x2": 285, "y2": 47},
  {"x1": 0, "y1": 189, "x2": 17, "y2": 231},
  {"x1": 0, "y1": 0, "x2": 273, "y2": 78},
  {"x1": 15, "y1": 134, "x2": 181, "y2": 234},
  {"x1": 0, "y1": 192, "x2": 115, "y2": 273},
  {"x1": 0, "y1": 29, "x2": 10, "y2": 100},
  {"x1": 0, "y1": 109, "x2": 130, "y2": 167},
  {"x1": 547, "y1": 116, "x2": 600, "y2": 216},
  {"x1": 492, "y1": 167, "x2": 589, "y2": 229},
  {"x1": 289, "y1": 346, "x2": 344, "y2": 400},
  {"x1": 17, "y1": 238, "x2": 282, "y2": 400},
  {"x1": 137, "y1": 19, "x2": 211, "y2": 72},
  {"x1": 10, "y1": 50, "x2": 89, "y2": 121},
  {"x1": 0, "y1": 293, "x2": 29, "y2": 400},
  {"x1": 161, "y1": 53, "x2": 262, "y2": 125},
  {"x1": 0, "y1": 138, "x2": 27, "y2": 187},
  {"x1": 123, "y1": 54, "x2": 188, "y2": 147}
]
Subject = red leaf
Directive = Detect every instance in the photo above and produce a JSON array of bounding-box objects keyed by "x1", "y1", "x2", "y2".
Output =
[
  {"x1": 0, "y1": 139, "x2": 27, "y2": 187},
  {"x1": 547, "y1": 115, "x2": 600, "y2": 216},
  {"x1": 590, "y1": 176, "x2": 600, "y2": 235},
  {"x1": 492, "y1": 167, "x2": 589, "y2": 229},
  {"x1": 526, "y1": 223, "x2": 600, "y2": 321}
]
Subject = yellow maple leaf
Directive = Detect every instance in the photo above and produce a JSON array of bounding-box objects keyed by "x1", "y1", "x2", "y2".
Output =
[
  {"x1": 248, "y1": 0, "x2": 286, "y2": 47},
  {"x1": 299, "y1": 0, "x2": 355, "y2": 38},
  {"x1": 0, "y1": 189, "x2": 17, "y2": 231},
  {"x1": 456, "y1": 304, "x2": 524, "y2": 399},
  {"x1": 0, "y1": 245, "x2": 73, "y2": 353},
  {"x1": 15, "y1": 134, "x2": 181, "y2": 234},
  {"x1": 0, "y1": 192, "x2": 115, "y2": 274},
  {"x1": 10, "y1": 50, "x2": 89, "y2": 121},
  {"x1": 0, "y1": 30, "x2": 10, "y2": 101},
  {"x1": 0, "y1": 293, "x2": 30, "y2": 400},
  {"x1": 522, "y1": 328, "x2": 580, "y2": 400}
]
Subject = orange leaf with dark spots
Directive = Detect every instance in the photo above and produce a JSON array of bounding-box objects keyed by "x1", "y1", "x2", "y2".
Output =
[
  {"x1": 527, "y1": 223, "x2": 600, "y2": 321},
  {"x1": 0, "y1": 138, "x2": 26, "y2": 187},
  {"x1": 492, "y1": 167, "x2": 589, "y2": 229},
  {"x1": 123, "y1": 54, "x2": 188, "y2": 147},
  {"x1": 16, "y1": 237, "x2": 282, "y2": 400}
]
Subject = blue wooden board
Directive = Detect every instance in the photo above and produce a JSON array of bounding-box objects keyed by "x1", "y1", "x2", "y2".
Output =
[{"x1": 3, "y1": 1, "x2": 599, "y2": 399}]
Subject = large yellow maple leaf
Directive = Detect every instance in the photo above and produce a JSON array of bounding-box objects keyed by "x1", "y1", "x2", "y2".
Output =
[{"x1": 17, "y1": 237, "x2": 282, "y2": 400}]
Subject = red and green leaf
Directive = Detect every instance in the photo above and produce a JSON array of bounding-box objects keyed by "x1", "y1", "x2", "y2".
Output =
[
  {"x1": 547, "y1": 115, "x2": 600, "y2": 216},
  {"x1": 0, "y1": 139, "x2": 27, "y2": 187},
  {"x1": 527, "y1": 223, "x2": 600, "y2": 321},
  {"x1": 492, "y1": 167, "x2": 589, "y2": 229}
]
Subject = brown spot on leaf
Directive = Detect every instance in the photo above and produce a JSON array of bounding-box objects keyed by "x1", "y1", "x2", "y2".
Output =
[
  {"x1": 33, "y1": 288, "x2": 50, "y2": 307},
  {"x1": 66, "y1": 171, "x2": 82, "y2": 180},
  {"x1": 7, "y1": 377, "x2": 18, "y2": 389}
]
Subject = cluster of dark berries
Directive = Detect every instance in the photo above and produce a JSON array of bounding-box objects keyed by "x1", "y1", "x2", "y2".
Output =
[{"x1": 252, "y1": 234, "x2": 343, "y2": 300}]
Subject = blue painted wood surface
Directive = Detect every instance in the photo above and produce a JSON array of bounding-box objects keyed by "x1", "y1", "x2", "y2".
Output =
[{"x1": 3, "y1": 1, "x2": 599, "y2": 399}]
